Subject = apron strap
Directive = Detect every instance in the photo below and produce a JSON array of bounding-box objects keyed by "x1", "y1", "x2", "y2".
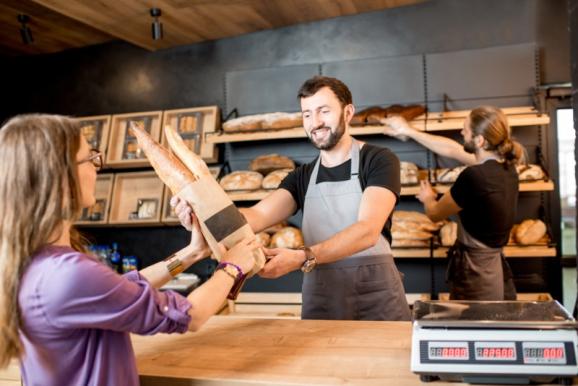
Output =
[{"x1": 307, "y1": 138, "x2": 361, "y2": 190}]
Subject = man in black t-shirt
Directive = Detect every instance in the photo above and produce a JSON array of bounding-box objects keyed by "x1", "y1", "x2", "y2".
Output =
[
  {"x1": 383, "y1": 107, "x2": 522, "y2": 300},
  {"x1": 175, "y1": 76, "x2": 411, "y2": 321}
]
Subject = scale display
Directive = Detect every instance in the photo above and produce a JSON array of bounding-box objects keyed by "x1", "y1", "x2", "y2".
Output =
[{"x1": 411, "y1": 301, "x2": 578, "y2": 385}]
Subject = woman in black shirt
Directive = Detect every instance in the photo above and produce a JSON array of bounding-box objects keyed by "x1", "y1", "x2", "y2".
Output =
[{"x1": 384, "y1": 106, "x2": 524, "y2": 300}]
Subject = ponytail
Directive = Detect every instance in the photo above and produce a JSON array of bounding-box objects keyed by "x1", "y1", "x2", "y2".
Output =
[{"x1": 496, "y1": 138, "x2": 524, "y2": 166}]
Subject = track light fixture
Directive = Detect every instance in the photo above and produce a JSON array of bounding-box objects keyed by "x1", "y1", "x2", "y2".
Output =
[
  {"x1": 18, "y1": 14, "x2": 34, "y2": 45},
  {"x1": 150, "y1": 8, "x2": 163, "y2": 40}
]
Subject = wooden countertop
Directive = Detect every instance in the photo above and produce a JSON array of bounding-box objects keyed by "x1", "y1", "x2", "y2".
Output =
[{"x1": 132, "y1": 316, "x2": 578, "y2": 386}]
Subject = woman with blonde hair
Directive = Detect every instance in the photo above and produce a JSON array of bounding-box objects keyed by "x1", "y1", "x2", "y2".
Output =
[
  {"x1": 383, "y1": 106, "x2": 524, "y2": 300},
  {"x1": 0, "y1": 114, "x2": 258, "y2": 386}
]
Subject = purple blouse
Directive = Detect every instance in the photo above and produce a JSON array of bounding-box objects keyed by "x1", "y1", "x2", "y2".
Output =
[{"x1": 18, "y1": 245, "x2": 192, "y2": 386}]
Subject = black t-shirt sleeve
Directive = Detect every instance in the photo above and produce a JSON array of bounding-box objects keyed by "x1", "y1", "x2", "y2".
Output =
[
  {"x1": 278, "y1": 163, "x2": 311, "y2": 211},
  {"x1": 361, "y1": 145, "x2": 401, "y2": 200},
  {"x1": 450, "y1": 166, "x2": 475, "y2": 209}
]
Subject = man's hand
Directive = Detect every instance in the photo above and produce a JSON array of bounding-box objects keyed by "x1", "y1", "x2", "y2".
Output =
[
  {"x1": 259, "y1": 247, "x2": 305, "y2": 279},
  {"x1": 416, "y1": 179, "x2": 438, "y2": 204},
  {"x1": 170, "y1": 195, "x2": 193, "y2": 231},
  {"x1": 382, "y1": 115, "x2": 412, "y2": 141}
]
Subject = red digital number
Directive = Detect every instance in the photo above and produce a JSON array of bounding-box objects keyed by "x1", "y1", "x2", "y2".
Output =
[
  {"x1": 442, "y1": 348, "x2": 448, "y2": 357},
  {"x1": 461, "y1": 348, "x2": 467, "y2": 358},
  {"x1": 483, "y1": 348, "x2": 489, "y2": 357},
  {"x1": 557, "y1": 348, "x2": 564, "y2": 358},
  {"x1": 508, "y1": 348, "x2": 514, "y2": 358}
]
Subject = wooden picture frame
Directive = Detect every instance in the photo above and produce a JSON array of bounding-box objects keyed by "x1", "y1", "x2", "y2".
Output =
[
  {"x1": 106, "y1": 111, "x2": 163, "y2": 168},
  {"x1": 161, "y1": 106, "x2": 220, "y2": 164},
  {"x1": 109, "y1": 171, "x2": 164, "y2": 225},
  {"x1": 76, "y1": 173, "x2": 114, "y2": 226},
  {"x1": 75, "y1": 115, "x2": 111, "y2": 157}
]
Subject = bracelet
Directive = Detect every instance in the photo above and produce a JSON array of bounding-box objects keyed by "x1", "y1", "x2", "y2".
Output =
[
  {"x1": 216, "y1": 262, "x2": 245, "y2": 283},
  {"x1": 164, "y1": 253, "x2": 184, "y2": 277}
]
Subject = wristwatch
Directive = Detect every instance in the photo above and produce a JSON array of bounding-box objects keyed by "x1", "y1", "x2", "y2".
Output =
[
  {"x1": 216, "y1": 262, "x2": 244, "y2": 282},
  {"x1": 299, "y1": 247, "x2": 317, "y2": 273}
]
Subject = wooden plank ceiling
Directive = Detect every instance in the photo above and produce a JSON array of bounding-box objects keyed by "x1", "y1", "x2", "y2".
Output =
[{"x1": 0, "y1": 0, "x2": 424, "y2": 56}]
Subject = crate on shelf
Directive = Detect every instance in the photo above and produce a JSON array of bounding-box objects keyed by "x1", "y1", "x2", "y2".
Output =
[
  {"x1": 75, "y1": 115, "x2": 111, "y2": 156},
  {"x1": 106, "y1": 111, "x2": 162, "y2": 168},
  {"x1": 76, "y1": 173, "x2": 114, "y2": 226},
  {"x1": 161, "y1": 106, "x2": 220, "y2": 164},
  {"x1": 109, "y1": 171, "x2": 164, "y2": 225}
]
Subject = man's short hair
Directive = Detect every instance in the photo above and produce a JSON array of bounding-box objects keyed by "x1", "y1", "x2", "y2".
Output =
[{"x1": 297, "y1": 76, "x2": 353, "y2": 107}]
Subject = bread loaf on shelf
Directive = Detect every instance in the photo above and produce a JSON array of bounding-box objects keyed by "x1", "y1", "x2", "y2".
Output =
[
  {"x1": 249, "y1": 154, "x2": 295, "y2": 175},
  {"x1": 269, "y1": 227, "x2": 304, "y2": 249},
  {"x1": 435, "y1": 166, "x2": 466, "y2": 184},
  {"x1": 219, "y1": 171, "x2": 263, "y2": 191},
  {"x1": 514, "y1": 219, "x2": 547, "y2": 245},
  {"x1": 262, "y1": 168, "x2": 292, "y2": 190},
  {"x1": 351, "y1": 104, "x2": 426, "y2": 126},
  {"x1": 400, "y1": 161, "x2": 419, "y2": 185},
  {"x1": 517, "y1": 164, "x2": 545, "y2": 181},
  {"x1": 222, "y1": 112, "x2": 302, "y2": 133}
]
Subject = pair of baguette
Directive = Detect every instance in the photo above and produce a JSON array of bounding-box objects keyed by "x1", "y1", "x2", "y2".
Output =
[{"x1": 131, "y1": 123, "x2": 267, "y2": 298}]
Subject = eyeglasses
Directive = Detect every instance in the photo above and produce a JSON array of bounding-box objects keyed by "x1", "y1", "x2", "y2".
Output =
[{"x1": 77, "y1": 149, "x2": 103, "y2": 171}]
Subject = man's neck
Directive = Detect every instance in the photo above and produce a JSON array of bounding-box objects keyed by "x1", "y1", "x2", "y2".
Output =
[
  {"x1": 475, "y1": 148, "x2": 499, "y2": 163},
  {"x1": 320, "y1": 134, "x2": 354, "y2": 167}
]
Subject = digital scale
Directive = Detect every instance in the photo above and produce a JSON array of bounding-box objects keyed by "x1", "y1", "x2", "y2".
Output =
[{"x1": 411, "y1": 301, "x2": 578, "y2": 384}]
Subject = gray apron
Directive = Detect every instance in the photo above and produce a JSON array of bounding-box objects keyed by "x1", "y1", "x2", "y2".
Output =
[
  {"x1": 301, "y1": 140, "x2": 411, "y2": 321},
  {"x1": 447, "y1": 218, "x2": 517, "y2": 301}
]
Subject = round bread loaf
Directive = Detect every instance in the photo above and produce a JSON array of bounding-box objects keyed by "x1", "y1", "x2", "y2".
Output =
[
  {"x1": 219, "y1": 170, "x2": 263, "y2": 191},
  {"x1": 249, "y1": 154, "x2": 295, "y2": 175},
  {"x1": 255, "y1": 232, "x2": 271, "y2": 247},
  {"x1": 263, "y1": 221, "x2": 288, "y2": 235},
  {"x1": 262, "y1": 168, "x2": 292, "y2": 189},
  {"x1": 516, "y1": 164, "x2": 545, "y2": 181},
  {"x1": 269, "y1": 227, "x2": 304, "y2": 249},
  {"x1": 400, "y1": 161, "x2": 418, "y2": 185},
  {"x1": 514, "y1": 219, "x2": 547, "y2": 245}
]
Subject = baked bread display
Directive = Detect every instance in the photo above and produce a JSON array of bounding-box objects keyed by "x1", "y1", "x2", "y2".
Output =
[
  {"x1": 517, "y1": 164, "x2": 545, "y2": 181},
  {"x1": 269, "y1": 227, "x2": 304, "y2": 249},
  {"x1": 249, "y1": 154, "x2": 295, "y2": 175},
  {"x1": 514, "y1": 219, "x2": 547, "y2": 245},
  {"x1": 440, "y1": 221, "x2": 458, "y2": 246},
  {"x1": 391, "y1": 239, "x2": 430, "y2": 248},
  {"x1": 400, "y1": 161, "x2": 419, "y2": 185},
  {"x1": 222, "y1": 112, "x2": 302, "y2": 133},
  {"x1": 219, "y1": 171, "x2": 263, "y2": 191},
  {"x1": 262, "y1": 168, "x2": 292, "y2": 190},
  {"x1": 435, "y1": 166, "x2": 466, "y2": 184},
  {"x1": 391, "y1": 210, "x2": 445, "y2": 247},
  {"x1": 351, "y1": 104, "x2": 426, "y2": 126}
]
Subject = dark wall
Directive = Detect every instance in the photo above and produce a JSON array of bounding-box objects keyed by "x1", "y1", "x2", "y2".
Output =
[
  {"x1": 1, "y1": 0, "x2": 570, "y2": 122},
  {"x1": 0, "y1": 0, "x2": 571, "y2": 296},
  {"x1": 569, "y1": 0, "x2": 578, "y2": 316}
]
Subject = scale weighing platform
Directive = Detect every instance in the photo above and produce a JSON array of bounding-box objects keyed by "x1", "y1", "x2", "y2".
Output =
[{"x1": 411, "y1": 301, "x2": 578, "y2": 384}]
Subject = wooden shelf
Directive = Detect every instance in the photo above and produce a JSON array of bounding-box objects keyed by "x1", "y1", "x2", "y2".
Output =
[
  {"x1": 206, "y1": 106, "x2": 549, "y2": 144},
  {"x1": 393, "y1": 246, "x2": 556, "y2": 258},
  {"x1": 225, "y1": 180, "x2": 554, "y2": 202}
]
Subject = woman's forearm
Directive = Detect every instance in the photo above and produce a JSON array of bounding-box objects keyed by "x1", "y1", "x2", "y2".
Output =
[{"x1": 139, "y1": 245, "x2": 207, "y2": 289}]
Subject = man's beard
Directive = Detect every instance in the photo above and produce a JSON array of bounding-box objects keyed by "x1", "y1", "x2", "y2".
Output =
[
  {"x1": 463, "y1": 138, "x2": 477, "y2": 154},
  {"x1": 308, "y1": 114, "x2": 346, "y2": 150}
]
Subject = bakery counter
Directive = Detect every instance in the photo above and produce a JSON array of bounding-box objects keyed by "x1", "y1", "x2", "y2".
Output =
[{"x1": 132, "y1": 316, "x2": 576, "y2": 386}]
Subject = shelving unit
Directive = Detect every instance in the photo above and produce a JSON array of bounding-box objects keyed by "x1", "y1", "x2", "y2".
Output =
[
  {"x1": 206, "y1": 106, "x2": 549, "y2": 144},
  {"x1": 108, "y1": 171, "x2": 164, "y2": 225},
  {"x1": 392, "y1": 245, "x2": 556, "y2": 259}
]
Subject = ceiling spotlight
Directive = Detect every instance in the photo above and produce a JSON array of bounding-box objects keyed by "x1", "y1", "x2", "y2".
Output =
[
  {"x1": 17, "y1": 14, "x2": 34, "y2": 45},
  {"x1": 150, "y1": 8, "x2": 163, "y2": 40}
]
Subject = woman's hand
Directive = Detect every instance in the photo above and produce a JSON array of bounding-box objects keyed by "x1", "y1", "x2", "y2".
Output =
[
  {"x1": 382, "y1": 115, "x2": 412, "y2": 141},
  {"x1": 170, "y1": 196, "x2": 194, "y2": 231},
  {"x1": 220, "y1": 237, "x2": 260, "y2": 276},
  {"x1": 416, "y1": 179, "x2": 437, "y2": 204}
]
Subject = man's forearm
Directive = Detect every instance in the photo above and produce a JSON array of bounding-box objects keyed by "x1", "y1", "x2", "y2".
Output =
[{"x1": 309, "y1": 221, "x2": 382, "y2": 264}]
